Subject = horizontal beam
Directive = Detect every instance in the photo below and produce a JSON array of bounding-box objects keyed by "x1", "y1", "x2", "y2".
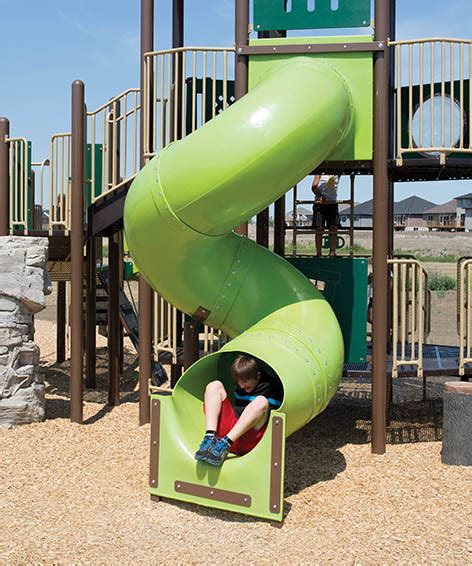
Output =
[{"x1": 236, "y1": 42, "x2": 385, "y2": 56}]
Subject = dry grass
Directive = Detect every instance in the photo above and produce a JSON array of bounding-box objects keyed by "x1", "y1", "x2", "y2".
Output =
[{"x1": 1, "y1": 319, "x2": 471, "y2": 565}]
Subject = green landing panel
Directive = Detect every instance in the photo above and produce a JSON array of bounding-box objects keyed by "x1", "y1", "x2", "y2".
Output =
[
  {"x1": 185, "y1": 78, "x2": 235, "y2": 135},
  {"x1": 86, "y1": 143, "x2": 103, "y2": 207},
  {"x1": 253, "y1": 0, "x2": 371, "y2": 32},
  {"x1": 287, "y1": 256, "x2": 368, "y2": 364},
  {"x1": 248, "y1": 36, "x2": 374, "y2": 162}
]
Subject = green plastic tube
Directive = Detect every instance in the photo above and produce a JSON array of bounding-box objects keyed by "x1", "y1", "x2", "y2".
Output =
[{"x1": 124, "y1": 57, "x2": 351, "y2": 438}]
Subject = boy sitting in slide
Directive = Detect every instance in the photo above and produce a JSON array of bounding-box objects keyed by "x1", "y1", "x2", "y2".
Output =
[{"x1": 195, "y1": 354, "x2": 283, "y2": 466}]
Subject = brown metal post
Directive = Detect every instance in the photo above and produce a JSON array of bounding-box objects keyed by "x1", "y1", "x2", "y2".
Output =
[
  {"x1": 56, "y1": 281, "x2": 66, "y2": 363},
  {"x1": 183, "y1": 318, "x2": 199, "y2": 372},
  {"x1": 274, "y1": 196, "x2": 286, "y2": 257},
  {"x1": 70, "y1": 80, "x2": 86, "y2": 424},
  {"x1": 138, "y1": 0, "x2": 154, "y2": 426},
  {"x1": 0, "y1": 117, "x2": 10, "y2": 236},
  {"x1": 108, "y1": 233, "x2": 121, "y2": 405},
  {"x1": 371, "y1": 0, "x2": 391, "y2": 454},
  {"x1": 85, "y1": 233, "x2": 97, "y2": 388},
  {"x1": 234, "y1": 0, "x2": 249, "y2": 237}
]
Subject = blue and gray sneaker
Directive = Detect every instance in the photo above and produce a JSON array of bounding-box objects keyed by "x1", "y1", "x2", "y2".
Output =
[
  {"x1": 205, "y1": 436, "x2": 231, "y2": 466},
  {"x1": 195, "y1": 434, "x2": 217, "y2": 461}
]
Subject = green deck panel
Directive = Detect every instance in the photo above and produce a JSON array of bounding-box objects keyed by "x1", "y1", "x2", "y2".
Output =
[
  {"x1": 125, "y1": 54, "x2": 373, "y2": 521},
  {"x1": 85, "y1": 143, "x2": 104, "y2": 207},
  {"x1": 185, "y1": 78, "x2": 235, "y2": 135},
  {"x1": 253, "y1": 0, "x2": 371, "y2": 32},
  {"x1": 287, "y1": 257, "x2": 368, "y2": 364},
  {"x1": 248, "y1": 35, "x2": 373, "y2": 162}
]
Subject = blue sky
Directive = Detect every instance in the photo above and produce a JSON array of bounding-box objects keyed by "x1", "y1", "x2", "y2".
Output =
[{"x1": 1, "y1": 0, "x2": 471, "y2": 207}]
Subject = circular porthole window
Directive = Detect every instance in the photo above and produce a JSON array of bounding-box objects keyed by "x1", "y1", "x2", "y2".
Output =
[{"x1": 411, "y1": 94, "x2": 464, "y2": 157}]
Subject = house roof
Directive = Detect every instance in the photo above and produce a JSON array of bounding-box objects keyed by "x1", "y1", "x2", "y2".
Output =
[
  {"x1": 423, "y1": 200, "x2": 457, "y2": 215},
  {"x1": 343, "y1": 196, "x2": 436, "y2": 217},
  {"x1": 454, "y1": 192, "x2": 472, "y2": 199}
]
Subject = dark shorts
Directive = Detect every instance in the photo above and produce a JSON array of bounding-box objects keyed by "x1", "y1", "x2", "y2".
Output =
[
  {"x1": 203, "y1": 397, "x2": 268, "y2": 456},
  {"x1": 312, "y1": 203, "x2": 339, "y2": 230}
]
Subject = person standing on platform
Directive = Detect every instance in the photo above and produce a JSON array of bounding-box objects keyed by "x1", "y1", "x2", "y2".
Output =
[{"x1": 311, "y1": 174, "x2": 340, "y2": 257}]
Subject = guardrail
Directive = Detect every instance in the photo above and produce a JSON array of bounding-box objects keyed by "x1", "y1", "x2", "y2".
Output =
[
  {"x1": 458, "y1": 257, "x2": 472, "y2": 375},
  {"x1": 143, "y1": 46, "x2": 235, "y2": 158},
  {"x1": 7, "y1": 136, "x2": 29, "y2": 234},
  {"x1": 49, "y1": 133, "x2": 71, "y2": 233},
  {"x1": 87, "y1": 88, "x2": 141, "y2": 203},
  {"x1": 391, "y1": 38, "x2": 472, "y2": 165},
  {"x1": 389, "y1": 258, "x2": 430, "y2": 378}
]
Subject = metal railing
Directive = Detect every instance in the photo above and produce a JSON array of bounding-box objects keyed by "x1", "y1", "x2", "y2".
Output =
[
  {"x1": 143, "y1": 47, "x2": 235, "y2": 362},
  {"x1": 49, "y1": 133, "x2": 71, "y2": 233},
  {"x1": 391, "y1": 38, "x2": 472, "y2": 165},
  {"x1": 389, "y1": 259, "x2": 429, "y2": 378},
  {"x1": 143, "y1": 46, "x2": 235, "y2": 158},
  {"x1": 87, "y1": 88, "x2": 140, "y2": 203},
  {"x1": 7, "y1": 137, "x2": 29, "y2": 234},
  {"x1": 458, "y1": 257, "x2": 472, "y2": 375}
]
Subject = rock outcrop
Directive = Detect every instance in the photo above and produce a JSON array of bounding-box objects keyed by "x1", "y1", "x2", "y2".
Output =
[{"x1": 0, "y1": 237, "x2": 52, "y2": 427}]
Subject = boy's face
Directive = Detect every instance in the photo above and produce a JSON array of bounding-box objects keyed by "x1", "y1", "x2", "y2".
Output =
[{"x1": 236, "y1": 373, "x2": 260, "y2": 393}]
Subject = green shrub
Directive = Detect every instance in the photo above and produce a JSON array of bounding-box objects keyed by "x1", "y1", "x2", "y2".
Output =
[{"x1": 428, "y1": 272, "x2": 456, "y2": 293}]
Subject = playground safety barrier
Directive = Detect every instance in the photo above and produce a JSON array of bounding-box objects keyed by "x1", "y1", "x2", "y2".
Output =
[
  {"x1": 391, "y1": 38, "x2": 472, "y2": 165},
  {"x1": 6, "y1": 136, "x2": 29, "y2": 234},
  {"x1": 143, "y1": 47, "x2": 235, "y2": 158},
  {"x1": 389, "y1": 258, "x2": 430, "y2": 378},
  {"x1": 49, "y1": 133, "x2": 71, "y2": 233},
  {"x1": 87, "y1": 88, "x2": 141, "y2": 202},
  {"x1": 458, "y1": 257, "x2": 472, "y2": 375}
]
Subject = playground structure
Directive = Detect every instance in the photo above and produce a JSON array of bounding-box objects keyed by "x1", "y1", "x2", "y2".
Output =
[{"x1": 1, "y1": 0, "x2": 472, "y2": 522}]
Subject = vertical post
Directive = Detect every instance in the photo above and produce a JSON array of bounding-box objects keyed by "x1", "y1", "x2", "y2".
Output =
[
  {"x1": 0, "y1": 117, "x2": 10, "y2": 236},
  {"x1": 70, "y1": 80, "x2": 86, "y2": 424},
  {"x1": 85, "y1": 231, "x2": 97, "y2": 388},
  {"x1": 57, "y1": 280, "x2": 66, "y2": 363},
  {"x1": 108, "y1": 233, "x2": 121, "y2": 405},
  {"x1": 234, "y1": 0, "x2": 249, "y2": 237},
  {"x1": 371, "y1": 0, "x2": 391, "y2": 454},
  {"x1": 139, "y1": 0, "x2": 154, "y2": 425},
  {"x1": 273, "y1": 195, "x2": 286, "y2": 257}
]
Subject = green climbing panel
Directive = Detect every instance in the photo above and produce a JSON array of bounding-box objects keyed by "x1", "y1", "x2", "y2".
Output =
[
  {"x1": 287, "y1": 256, "x2": 368, "y2": 364},
  {"x1": 185, "y1": 78, "x2": 235, "y2": 135},
  {"x1": 85, "y1": 143, "x2": 103, "y2": 207},
  {"x1": 253, "y1": 0, "x2": 371, "y2": 32}
]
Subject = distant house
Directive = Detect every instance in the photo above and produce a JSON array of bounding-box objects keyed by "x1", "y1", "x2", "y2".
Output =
[
  {"x1": 340, "y1": 196, "x2": 436, "y2": 230},
  {"x1": 422, "y1": 200, "x2": 459, "y2": 230},
  {"x1": 454, "y1": 193, "x2": 472, "y2": 231},
  {"x1": 285, "y1": 206, "x2": 312, "y2": 227}
]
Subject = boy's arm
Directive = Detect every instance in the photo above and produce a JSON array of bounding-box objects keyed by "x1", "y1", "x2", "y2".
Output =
[{"x1": 311, "y1": 175, "x2": 322, "y2": 198}]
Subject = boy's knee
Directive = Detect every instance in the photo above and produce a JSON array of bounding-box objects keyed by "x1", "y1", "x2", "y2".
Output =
[
  {"x1": 205, "y1": 380, "x2": 225, "y2": 395},
  {"x1": 253, "y1": 396, "x2": 269, "y2": 413}
]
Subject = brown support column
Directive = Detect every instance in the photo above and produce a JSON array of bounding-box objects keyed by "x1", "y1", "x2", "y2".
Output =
[
  {"x1": 118, "y1": 231, "x2": 124, "y2": 374},
  {"x1": 70, "y1": 80, "x2": 86, "y2": 424},
  {"x1": 234, "y1": 0, "x2": 249, "y2": 237},
  {"x1": 274, "y1": 196, "x2": 286, "y2": 257},
  {"x1": 56, "y1": 281, "x2": 66, "y2": 363},
  {"x1": 138, "y1": 0, "x2": 154, "y2": 426},
  {"x1": 183, "y1": 318, "x2": 200, "y2": 372},
  {"x1": 0, "y1": 117, "x2": 10, "y2": 236},
  {"x1": 29, "y1": 170, "x2": 35, "y2": 230},
  {"x1": 108, "y1": 233, "x2": 121, "y2": 405},
  {"x1": 256, "y1": 208, "x2": 269, "y2": 248},
  {"x1": 85, "y1": 231, "x2": 96, "y2": 388},
  {"x1": 371, "y1": 0, "x2": 391, "y2": 454}
]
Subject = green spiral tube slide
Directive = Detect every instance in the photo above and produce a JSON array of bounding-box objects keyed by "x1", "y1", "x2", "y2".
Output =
[{"x1": 124, "y1": 58, "x2": 352, "y2": 521}]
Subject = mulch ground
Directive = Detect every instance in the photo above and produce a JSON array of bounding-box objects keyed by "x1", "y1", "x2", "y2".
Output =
[{"x1": 1, "y1": 319, "x2": 471, "y2": 565}]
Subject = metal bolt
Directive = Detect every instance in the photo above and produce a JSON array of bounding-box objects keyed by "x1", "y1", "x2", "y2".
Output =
[
  {"x1": 378, "y1": 42, "x2": 384, "y2": 49},
  {"x1": 237, "y1": 48, "x2": 242, "y2": 53},
  {"x1": 244, "y1": 497, "x2": 248, "y2": 503},
  {"x1": 343, "y1": 44, "x2": 347, "y2": 49},
  {"x1": 210, "y1": 490, "x2": 215, "y2": 496},
  {"x1": 275, "y1": 419, "x2": 280, "y2": 426},
  {"x1": 153, "y1": 401, "x2": 157, "y2": 406},
  {"x1": 151, "y1": 480, "x2": 156, "y2": 484},
  {"x1": 176, "y1": 483, "x2": 181, "y2": 489},
  {"x1": 216, "y1": 306, "x2": 220, "y2": 310},
  {"x1": 363, "y1": 20, "x2": 367, "y2": 25},
  {"x1": 308, "y1": 46, "x2": 312, "y2": 50},
  {"x1": 274, "y1": 462, "x2": 278, "y2": 467},
  {"x1": 273, "y1": 47, "x2": 277, "y2": 51},
  {"x1": 153, "y1": 440, "x2": 157, "y2": 445},
  {"x1": 227, "y1": 283, "x2": 232, "y2": 287},
  {"x1": 273, "y1": 504, "x2": 277, "y2": 510}
]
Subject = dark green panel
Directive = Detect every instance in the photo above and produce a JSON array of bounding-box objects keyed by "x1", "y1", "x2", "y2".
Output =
[
  {"x1": 253, "y1": 0, "x2": 371, "y2": 32},
  {"x1": 185, "y1": 78, "x2": 235, "y2": 135},
  {"x1": 287, "y1": 256, "x2": 368, "y2": 363},
  {"x1": 400, "y1": 79, "x2": 471, "y2": 161},
  {"x1": 85, "y1": 143, "x2": 104, "y2": 207}
]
